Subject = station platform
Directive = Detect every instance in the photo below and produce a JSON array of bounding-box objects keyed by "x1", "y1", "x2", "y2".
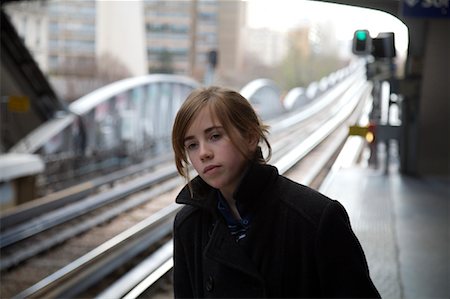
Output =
[{"x1": 320, "y1": 141, "x2": 449, "y2": 299}]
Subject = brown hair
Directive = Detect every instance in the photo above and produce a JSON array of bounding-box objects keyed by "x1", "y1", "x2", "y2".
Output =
[{"x1": 172, "y1": 86, "x2": 271, "y2": 181}]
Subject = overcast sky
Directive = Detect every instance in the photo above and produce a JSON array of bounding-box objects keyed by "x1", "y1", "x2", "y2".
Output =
[{"x1": 246, "y1": 0, "x2": 408, "y2": 53}]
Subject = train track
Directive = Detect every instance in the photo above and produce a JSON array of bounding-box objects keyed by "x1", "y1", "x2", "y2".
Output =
[
  {"x1": 0, "y1": 153, "x2": 174, "y2": 231},
  {"x1": 0, "y1": 70, "x2": 371, "y2": 298}
]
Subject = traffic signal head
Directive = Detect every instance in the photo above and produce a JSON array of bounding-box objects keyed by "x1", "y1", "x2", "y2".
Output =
[
  {"x1": 372, "y1": 32, "x2": 396, "y2": 58},
  {"x1": 208, "y1": 50, "x2": 218, "y2": 68},
  {"x1": 352, "y1": 29, "x2": 372, "y2": 55}
]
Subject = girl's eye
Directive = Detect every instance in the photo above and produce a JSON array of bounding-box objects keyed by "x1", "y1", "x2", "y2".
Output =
[
  {"x1": 210, "y1": 133, "x2": 221, "y2": 141},
  {"x1": 185, "y1": 142, "x2": 198, "y2": 151}
]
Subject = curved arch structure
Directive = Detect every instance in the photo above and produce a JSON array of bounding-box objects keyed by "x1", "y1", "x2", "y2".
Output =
[
  {"x1": 283, "y1": 87, "x2": 307, "y2": 110},
  {"x1": 10, "y1": 74, "x2": 201, "y2": 158},
  {"x1": 240, "y1": 78, "x2": 284, "y2": 120}
]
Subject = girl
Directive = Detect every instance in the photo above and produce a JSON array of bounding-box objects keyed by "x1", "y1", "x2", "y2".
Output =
[{"x1": 171, "y1": 86, "x2": 380, "y2": 298}]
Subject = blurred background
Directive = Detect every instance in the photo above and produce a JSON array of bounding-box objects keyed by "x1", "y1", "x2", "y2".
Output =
[
  {"x1": 0, "y1": 1, "x2": 448, "y2": 298},
  {"x1": 2, "y1": 0, "x2": 407, "y2": 101}
]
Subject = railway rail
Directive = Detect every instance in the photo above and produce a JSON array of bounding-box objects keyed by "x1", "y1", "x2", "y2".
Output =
[
  {"x1": 0, "y1": 69, "x2": 371, "y2": 298},
  {"x1": 0, "y1": 153, "x2": 174, "y2": 233}
]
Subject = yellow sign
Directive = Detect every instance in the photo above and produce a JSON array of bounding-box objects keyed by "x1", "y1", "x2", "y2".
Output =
[
  {"x1": 8, "y1": 96, "x2": 30, "y2": 112},
  {"x1": 349, "y1": 125, "x2": 375, "y2": 143},
  {"x1": 349, "y1": 125, "x2": 369, "y2": 137}
]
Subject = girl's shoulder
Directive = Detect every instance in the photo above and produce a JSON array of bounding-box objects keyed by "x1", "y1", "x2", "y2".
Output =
[
  {"x1": 273, "y1": 175, "x2": 338, "y2": 227},
  {"x1": 174, "y1": 204, "x2": 199, "y2": 229},
  {"x1": 275, "y1": 174, "x2": 332, "y2": 204}
]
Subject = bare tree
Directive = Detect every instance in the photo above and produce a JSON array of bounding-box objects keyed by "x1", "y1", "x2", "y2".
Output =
[
  {"x1": 95, "y1": 52, "x2": 132, "y2": 84},
  {"x1": 50, "y1": 53, "x2": 132, "y2": 102}
]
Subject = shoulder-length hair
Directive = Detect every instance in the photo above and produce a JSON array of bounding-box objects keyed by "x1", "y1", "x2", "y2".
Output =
[{"x1": 172, "y1": 86, "x2": 271, "y2": 181}]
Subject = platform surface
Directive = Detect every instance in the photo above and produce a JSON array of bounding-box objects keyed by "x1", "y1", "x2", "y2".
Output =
[{"x1": 320, "y1": 150, "x2": 449, "y2": 299}]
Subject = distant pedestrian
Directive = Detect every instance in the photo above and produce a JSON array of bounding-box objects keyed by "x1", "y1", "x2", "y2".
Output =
[{"x1": 171, "y1": 86, "x2": 380, "y2": 298}]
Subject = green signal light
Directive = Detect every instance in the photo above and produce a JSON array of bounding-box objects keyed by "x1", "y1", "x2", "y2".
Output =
[
  {"x1": 356, "y1": 31, "x2": 367, "y2": 41},
  {"x1": 352, "y1": 29, "x2": 371, "y2": 55}
]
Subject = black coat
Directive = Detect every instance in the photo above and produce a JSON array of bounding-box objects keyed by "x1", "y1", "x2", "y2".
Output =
[{"x1": 173, "y1": 162, "x2": 380, "y2": 298}]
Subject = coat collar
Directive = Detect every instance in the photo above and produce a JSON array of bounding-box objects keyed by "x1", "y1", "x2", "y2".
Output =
[{"x1": 175, "y1": 162, "x2": 279, "y2": 214}]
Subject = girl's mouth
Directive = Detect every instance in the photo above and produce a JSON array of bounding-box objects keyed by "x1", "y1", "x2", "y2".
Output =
[{"x1": 203, "y1": 165, "x2": 220, "y2": 174}]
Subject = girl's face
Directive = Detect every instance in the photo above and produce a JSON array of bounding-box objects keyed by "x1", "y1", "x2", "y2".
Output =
[{"x1": 184, "y1": 106, "x2": 255, "y2": 200}]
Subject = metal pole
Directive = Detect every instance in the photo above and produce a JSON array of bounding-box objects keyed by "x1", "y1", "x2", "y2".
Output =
[{"x1": 189, "y1": 0, "x2": 198, "y2": 76}]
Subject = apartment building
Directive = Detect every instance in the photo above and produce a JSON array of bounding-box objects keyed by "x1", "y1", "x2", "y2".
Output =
[
  {"x1": 5, "y1": 0, "x2": 96, "y2": 76},
  {"x1": 143, "y1": 0, "x2": 219, "y2": 80},
  {"x1": 5, "y1": 0, "x2": 246, "y2": 94}
]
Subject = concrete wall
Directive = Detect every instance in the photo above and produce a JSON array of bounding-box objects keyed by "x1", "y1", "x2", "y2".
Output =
[
  {"x1": 417, "y1": 20, "x2": 450, "y2": 176},
  {"x1": 96, "y1": 0, "x2": 147, "y2": 77}
]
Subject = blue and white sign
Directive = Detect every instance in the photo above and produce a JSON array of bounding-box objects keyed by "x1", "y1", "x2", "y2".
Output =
[{"x1": 402, "y1": 0, "x2": 450, "y2": 18}]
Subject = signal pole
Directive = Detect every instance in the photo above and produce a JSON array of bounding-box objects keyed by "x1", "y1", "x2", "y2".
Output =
[{"x1": 189, "y1": 0, "x2": 198, "y2": 77}]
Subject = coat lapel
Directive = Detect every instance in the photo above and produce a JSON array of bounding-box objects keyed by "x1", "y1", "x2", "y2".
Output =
[{"x1": 203, "y1": 218, "x2": 264, "y2": 282}]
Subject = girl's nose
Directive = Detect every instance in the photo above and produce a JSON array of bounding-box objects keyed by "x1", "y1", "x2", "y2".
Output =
[{"x1": 199, "y1": 142, "x2": 213, "y2": 161}]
